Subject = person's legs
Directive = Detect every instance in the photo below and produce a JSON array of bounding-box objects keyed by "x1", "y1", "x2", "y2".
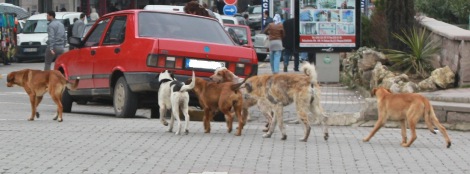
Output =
[
  {"x1": 272, "y1": 50, "x2": 281, "y2": 74},
  {"x1": 270, "y1": 51, "x2": 275, "y2": 73},
  {"x1": 293, "y1": 51, "x2": 300, "y2": 71},
  {"x1": 283, "y1": 49, "x2": 292, "y2": 72},
  {"x1": 44, "y1": 47, "x2": 53, "y2": 70}
]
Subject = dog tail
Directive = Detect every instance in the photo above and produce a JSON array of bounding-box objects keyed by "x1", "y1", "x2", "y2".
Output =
[
  {"x1": 180, "y1": 71, "x2": 196, "y2": 92},
  {"x1": 424, "y1": 100, "x2": 452, "y2": 148},
  {"x1": 300, "y1": 61, "x2": 318, "y2": 85},
  {"x1": 66, "y1": 77, "x2": 80, "y2": 90},
  {"x1": 230, "y1": 76, "x2": 248, "y2": 92}
]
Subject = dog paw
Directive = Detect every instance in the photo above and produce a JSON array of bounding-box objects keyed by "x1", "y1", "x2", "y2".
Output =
[
  {"x1": 162, "y1": 122, "x2": 168, "y2": 126},
  {"x1": 447, "y1": 142, "x2": 451, "y2": 148},
  {"x1": 185, "y1": 130, "x2": 189, "y2": 135},
  {"x1": 235, "y1": 133, "x2": 241, "y2": 136},
  {"x1": 299, "y1": 138, "x2": 307, "y2": 142},
  {"x1": 262, "y1": 133, "x2": 271, "y2": 138},
  {"x1": 27, "y1": 118, "x2": 34, "y2": 121},
  {"x1": 167, "y1": 129, "x2": 173, "y2": 133},
  {"x1": 227, "y1": 129, "x2": 232, "y2": 133},
  {"x1": 175, "y1": 132, "x2": 180, "y2": 135},
  {"x1": 36, "y1": 112, "x2": 40, "y2": 118},
  {"x1": 324, "y1": 133, "x2": 329, "y2": 141},
  {"x1": 204, "y1": 130, "x2": 210, "y2": 133},
  {"x1": 58, "y1": 118, "x2": 63, "y2": 122},
  {"x1": 262, "y1": 128, "x2": 269, "y2": 132},
  {"x1": 362, "y1": 138, "x2": 369, "y2": 142},
  {"x1": 281, "y1": 135, "x2": 287, "y2": 140},
  {"x1": 401, "y1": 143, "x2": 410, "y2": 147}
]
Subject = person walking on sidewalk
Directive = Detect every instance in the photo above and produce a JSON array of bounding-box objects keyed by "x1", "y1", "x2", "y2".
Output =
[
  {"x1": 282, "y1": 18, "x2": 300, "y2": 72},
  {"x1": 263, "y1": 14, "x2": 284, "y2": 74},
  {"x1": 44, "y1": 11, "x2": 66, "y2": 70}
]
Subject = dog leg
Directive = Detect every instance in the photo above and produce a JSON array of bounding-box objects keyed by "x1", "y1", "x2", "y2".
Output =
[
  {"x1": 168, "y1": 111, "x2": 175, "y2": 133},
  {"x1": 363, "y1": 113, "x2": 387, "y2": 142},
  {"x1": 224, "y1": 111, "x2": 233, "y2": 134},
  {"x1": 403, "y1": 116, "x2": 420, "y2": 147},
  {"x1": 203, "y1": 109, "x2": 212, "y2": 133},
  {"x1": 263, "y1": 107, "x2": 279, "y2": 139},
  {"x1": 28, "y1": 94, "x2": 37, "y2": 121},
  {"x1": 276, "y1": 106, "x2": 287, "y2": 140},
  {"x1": 298, "y1": 112, "x2": 310, "y2": 142},
  {"x1": 171, "y1": 107, "x2": 181, "y2": 135},
  {"x1": 181, "y1": 104, "x2": 190, "y2": 135},
  {"x1": 159, "y1": 107, "x2": 168, "y2": 126},
  {"x1": 234, "y1": 106, "x2": 244, "y2": 136},
  {"x1": 260, "y1": 106, "x2": 272, "y2": 132},
  {"x1": 51, "y1": 92, "x2": 63, "y2": 122},
  {"x1": 35, "y1": 96, "x2": 43, "y2": 119},
  {"x1": 400, "y1": 120, "x2": 407, "y2": 145}
]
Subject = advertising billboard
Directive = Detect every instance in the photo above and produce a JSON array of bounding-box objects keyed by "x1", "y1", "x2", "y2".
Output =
[{"x1": 295, "y1": 0, "x2": 361, "y2": 52}]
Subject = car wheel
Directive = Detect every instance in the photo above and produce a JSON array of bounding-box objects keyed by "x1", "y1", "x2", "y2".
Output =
[
  {"x1": 113, "y1": 77, "x2": 138, "y2": 118},
  {"x1": 62, "y1": 88, "x2": 73, "y2": 113},
  {"x1": 150, "y1": 105, "x2": 160, "y2": 119},
  {"x1": 257, "y1": 54, "x2": 267, "y2": 62}
]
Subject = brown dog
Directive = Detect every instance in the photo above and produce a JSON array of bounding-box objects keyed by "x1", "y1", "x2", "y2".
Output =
[
  {"x1": 210, "y1": 67, "x2": 273, "y2": 132},
  {"x1": 6, "y1": 69, "x2": 79, "y2": 122},
  {"x1": 187, "y1": 77, "x2": 245, "y2": 136},
  {"x1": 364, "y1": 87, "x2": 451, "y2": 148}
]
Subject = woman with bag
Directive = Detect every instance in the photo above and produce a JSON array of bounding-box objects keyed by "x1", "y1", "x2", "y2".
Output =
[{"x1": 262, "y1": 14, "x2": 284, "y2": 74}]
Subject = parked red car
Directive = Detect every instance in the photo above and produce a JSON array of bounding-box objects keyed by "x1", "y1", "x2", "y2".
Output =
[{"x1": 55, "y1": 10, "x2": 258, "y2": 118}]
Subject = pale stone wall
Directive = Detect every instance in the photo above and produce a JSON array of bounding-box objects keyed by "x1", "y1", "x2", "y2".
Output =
[{"x1": 419, "y1": 16, "x2": 470, "y2": 87}]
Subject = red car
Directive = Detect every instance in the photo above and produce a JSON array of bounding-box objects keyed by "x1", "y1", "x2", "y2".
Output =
[{"x1": 55, "y1": 10, "x2": 258, "y2": 118}]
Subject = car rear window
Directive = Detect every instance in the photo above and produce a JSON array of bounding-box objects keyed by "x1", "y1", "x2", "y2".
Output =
[{"x1": 138, "y1": 12, "x2": 234, "y2": 45}]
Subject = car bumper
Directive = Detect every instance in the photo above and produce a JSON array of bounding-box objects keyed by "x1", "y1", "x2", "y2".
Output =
[
  {"x1": 254, "y1": 47, "x2": 269, "y2": 54},
  {"x1": 15, "y1": 45, "x2": 47, "y2": 62}
]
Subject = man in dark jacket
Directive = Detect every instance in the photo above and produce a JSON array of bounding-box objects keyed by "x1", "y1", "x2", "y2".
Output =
[
  {"x1": 261, "y1": 10, "x2": 273, "y2": 31},
  {"x1": 282, "y1": 18, "x2": 300, "y2": 72}
]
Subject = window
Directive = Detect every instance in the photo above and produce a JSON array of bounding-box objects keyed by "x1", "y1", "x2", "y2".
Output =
[
  {"x1": 138, "y1": 12, "x2": 234, "y2": 45},
  {"x1": 103, "y1": 16, "x2": 127, "y2": 45},
  {"x1": 84, "y1": 18, "x2": 110, "y2": 47}
]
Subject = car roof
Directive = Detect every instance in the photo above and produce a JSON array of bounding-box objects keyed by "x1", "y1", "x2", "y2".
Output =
[
  {"x1": 103, "y1": 9, "x2": 221, "y2": 24},
  {"x1": 28, "y1": 12, "x2": 83, "y2": 20}
]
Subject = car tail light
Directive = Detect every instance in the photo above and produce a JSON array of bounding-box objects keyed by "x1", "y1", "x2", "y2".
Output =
[
  {"x1": 235, "y1": 63, "x2": 245, "y2": 76},
  {"x1": 147, "y1": 54, "x2": 184, "y2": 69}
]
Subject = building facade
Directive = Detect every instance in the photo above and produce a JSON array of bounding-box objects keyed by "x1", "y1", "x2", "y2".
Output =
[{"x1": 1, "y1": 0, "x2": 79, "y2": 15}]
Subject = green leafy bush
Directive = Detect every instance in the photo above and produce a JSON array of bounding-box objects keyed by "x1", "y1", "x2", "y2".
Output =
[{"x1": 383, "y1": 27, "x2": 440, "y2": 78}]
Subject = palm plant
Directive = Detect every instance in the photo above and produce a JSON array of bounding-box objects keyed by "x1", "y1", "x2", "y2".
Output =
[{"x1": 383, "y1": 27, "x2": 440, "y2": 78}]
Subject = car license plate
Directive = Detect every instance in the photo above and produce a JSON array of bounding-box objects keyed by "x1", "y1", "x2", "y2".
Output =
[
  {"x1": 185, "y1": 59, "x2": 225, "y2": 70},
  {"x1": 23, "y1": 48, "x2": 37, "y2": 52}
]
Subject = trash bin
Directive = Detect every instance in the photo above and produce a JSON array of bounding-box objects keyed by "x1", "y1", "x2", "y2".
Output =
[{"x1": 316, "y1": 53, "x2": 340, "y2": 83}]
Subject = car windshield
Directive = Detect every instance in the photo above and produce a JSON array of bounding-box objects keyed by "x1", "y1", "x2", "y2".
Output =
[
  {"x1": 248, "y1": 6, "x2": 262, "y2": 14},
  {"x1": 23, "y1": 19, "x2": 64, "y2": 33},
  {"x1": 227, "y1": 26, "x2": 248, "y2": 45},
  {"x1": 138, "y1": 12, "x2": 234, "y2": 45}
]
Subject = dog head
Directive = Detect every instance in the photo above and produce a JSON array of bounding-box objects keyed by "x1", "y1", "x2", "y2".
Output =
[
  {"x1": 6, "y1": 69, "x2": 29, "y2": 87},
  {"x1": 6, "y1": 72, "x2": 16, "y2": 87},
  {"x1": 210, "y1": 67, "x2": 235, "y2": 83},
  {"x1": 158, "y1": 70, "x2": 175, "y2": 82},
  {"x1": 371, "y1": 87, "x2": 392, "y2": 97}
]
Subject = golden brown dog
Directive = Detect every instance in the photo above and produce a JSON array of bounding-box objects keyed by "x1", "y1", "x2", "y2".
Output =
[
  {"x1": 6, "y1": 69, "x2": 79, "y2": 122},
  {"x1": 364, "y1": 87, "x2": 451, "y2": 148},
  {"x1": 210, "y1": 67, "x2": 273, "y2": 132},
  {"x1": 187, "y1": 77, "x2": 245, "y2": 136},
  {"x1": 241, "y1": 62, "x2": 329, "y2": 142}
]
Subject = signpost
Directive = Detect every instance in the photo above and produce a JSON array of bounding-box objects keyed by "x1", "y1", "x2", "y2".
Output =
[
  {"x1": 223, "y1": 5, "x2": 237, "y2": 16},
  {"x1": 224, "y1": 0, "x2": 237, "y2": 5}
]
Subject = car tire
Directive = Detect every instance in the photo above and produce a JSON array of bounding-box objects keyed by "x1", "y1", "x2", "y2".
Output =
[
  {"x1": 150, "y1": 105, "x2": 160, "y2": 119},
  {"x1": 113, "y1": 77, "x2": 138, "y2": 118},
  {"x1": 62, "y1": 88, "x2": 73, "y2": 113},
  {"x1": 257, "y1": 54, "x2": 267, "y2": 62}
]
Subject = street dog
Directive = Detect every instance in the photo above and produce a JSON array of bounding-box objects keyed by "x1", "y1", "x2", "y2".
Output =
[
  {"x1": 157, "y1": 70, "x2": 195, "y2": 135},
  {"x1": 186, "y1": 77, "x2": 246, "y2": 136},
  {"x1": 210, "y1": 67, "x2": 273, "y2": 132},
  {"x1": 6, "y1": 69, "x2": 79, "y2": 122},
  {"x1": 364, "y1": 87, "x2": 451, "y2": 148},
  {"x1": 241, "y1": 62, "x2": 329, "y2": 142}
]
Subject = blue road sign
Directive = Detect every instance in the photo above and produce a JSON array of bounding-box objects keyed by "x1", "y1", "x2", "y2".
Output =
[{"x1": 223, "y1": 5, "x2": 237, "y2": 16}]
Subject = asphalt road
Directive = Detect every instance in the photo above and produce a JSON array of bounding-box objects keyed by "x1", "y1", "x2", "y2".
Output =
[{"x1": 0, "y1": 62, "x2": 469, "y2": 173}]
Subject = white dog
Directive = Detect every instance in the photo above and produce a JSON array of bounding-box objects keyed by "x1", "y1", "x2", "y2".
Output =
[{"x1": 158, "y1": 70, "x2": 195, "y2": 135}]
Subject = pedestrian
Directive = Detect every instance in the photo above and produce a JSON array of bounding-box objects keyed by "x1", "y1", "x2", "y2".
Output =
[
  {"x1": 216, "y1": 0, "x2": 225, "y2": 15},
  {"x1": 243, "y1": 13, "x2": 250, "y2": 26},
  {"x1": 184, "y1": 1, "x2": 210, "y2": 17},
  {"x1": 263, "y1": 14, "x2": 284, "y2": 74},
  {"x1": 261, "y1": 10, "x2": 273, "y2": 31},
  {"x1": 282, "y1": 18, "x2": 300, "y2": 72},
  {"x1": 90, "y1": 8, "x2": 99, "y2": 22},
  {"x1": 44, "y1": 11, "x2": 66, "y2": 70},
  {"x1": 70, "y1": 13, "x2": 86, "y2": 49}
]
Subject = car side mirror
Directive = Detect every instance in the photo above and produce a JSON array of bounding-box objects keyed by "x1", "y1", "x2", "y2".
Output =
[{"x1": 69, "y1": 37, "x2": 83, "y2": 48}]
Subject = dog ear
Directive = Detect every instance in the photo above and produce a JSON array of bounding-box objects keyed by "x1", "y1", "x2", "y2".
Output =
[
  {"x1": 370, "y1": 88, "x2": 377, "y2": 96},
  {"x1": 222, "y1": 70, "x2": 233, "y2": 81},
  {"x1": 168, "y1": 70, "x2": 175, "y2": 80}
]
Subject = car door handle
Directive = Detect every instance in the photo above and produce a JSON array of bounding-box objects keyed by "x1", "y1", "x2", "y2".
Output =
[
  {"x1": 114, "y1": 48, "x2": 120, "y2": 54},
  {"x1": 91, "y1": 50, "x2": 96, "y2": 56}
]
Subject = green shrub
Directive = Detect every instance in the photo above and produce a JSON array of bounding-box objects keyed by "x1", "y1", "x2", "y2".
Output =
[{"x1": 383, "y1": 27, "x2": 440, "y2": 78}]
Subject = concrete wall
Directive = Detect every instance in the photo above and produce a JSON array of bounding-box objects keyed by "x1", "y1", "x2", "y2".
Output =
[{"x1": 419, "y1": 16, "x2": 470, "y2": 87}]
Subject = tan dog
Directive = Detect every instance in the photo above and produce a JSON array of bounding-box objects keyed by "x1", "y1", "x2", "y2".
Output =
[
  {"x1": 364, "y1": 87, "x2": 451, "y2": 148},
  {"x1": 241, "y1": 62, "x2": 329, "y2": 142},
  {"x1": 210, "y1": 67, "x2": 273, "y2": 132},
  {"x1": 6, "y1": 69, "x2": 79, "y2": 122},
  {"x1": 187, "y1": 77, "x2": 245, "y2": 136}
]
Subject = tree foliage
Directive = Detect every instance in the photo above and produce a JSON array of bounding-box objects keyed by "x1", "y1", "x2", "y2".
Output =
[{"x1": 385, "y1": 0, "x2": 415, "y2": 50}]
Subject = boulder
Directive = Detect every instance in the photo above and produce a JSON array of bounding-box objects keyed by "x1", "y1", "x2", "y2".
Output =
[
  {"x1": 358, "y1": 49, "x2": 386, "y2": 71},
  {"x1": 371, "y1": 62, "x2": 395, "y2": 89},
  {"x1": 431, "y1": 66, "x2": 455, "y2": 88},
  {"x1": 381, "y1": 74, "x2": 409, "y2": 89},
  {"x1": 418, "y1": 77, "x2": 437, "y2": 91}
]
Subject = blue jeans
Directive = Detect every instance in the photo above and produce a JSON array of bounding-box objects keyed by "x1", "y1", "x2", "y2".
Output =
[
  {"x1": 270, "y1": 50, "x2": 282, "y2": 74},
  {"x1": 283, "y1": 48, "x2": 300, "y2": 70},
  {"x1": 299, "y1": 52, "x2": 308, "y2": 61}
]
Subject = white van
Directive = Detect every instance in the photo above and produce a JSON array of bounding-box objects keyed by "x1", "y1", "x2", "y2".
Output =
[
  {"x1": 16, "y1": 12, "x2": 87, "y2": 62},
  {"x1": 143, "y1": 5, "x2": 223, "y2": 25}
]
